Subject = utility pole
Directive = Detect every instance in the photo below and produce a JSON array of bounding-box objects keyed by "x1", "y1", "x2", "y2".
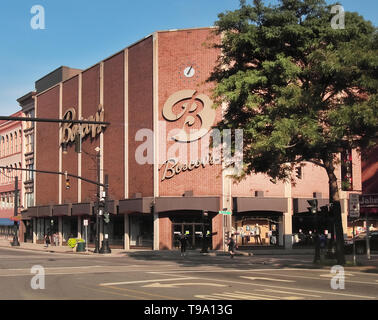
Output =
[
  {"x1": 94, "y1": 150, "x2": 101, "y2": 254},
  {"x1": 100, "y1": 174, "x2": 111, "y2": 254},
  {"x1": 11, "y1": 176, "x2": 20, "y2": 246}
]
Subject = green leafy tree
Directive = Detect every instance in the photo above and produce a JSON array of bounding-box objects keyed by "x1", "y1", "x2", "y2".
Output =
[{"x1": 209, "y1": 0, "x2": 377, "y2": 265}]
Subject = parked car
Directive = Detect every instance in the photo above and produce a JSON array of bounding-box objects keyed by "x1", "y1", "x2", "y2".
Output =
[{"x1": 344, "y1": 231, "x2": 378, "y2": 254}]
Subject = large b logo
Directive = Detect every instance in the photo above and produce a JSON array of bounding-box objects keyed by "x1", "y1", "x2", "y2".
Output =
[{"x1": 162, "y1": 90, "x2": 216, "y2": 142}]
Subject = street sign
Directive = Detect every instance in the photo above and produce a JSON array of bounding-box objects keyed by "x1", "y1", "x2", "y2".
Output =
[
  {"x1": 83, "y1": 219, "x2": 89, "y2": 226},
  {"x1": 349, "y1": 193, "x2": 360, "y2": 218},
  {"x1": 360, "y1": 194, "x2": 378, "y2": 208},
  {"x1": 219, "y1": 210, "x2": 232, "y2": 215}
]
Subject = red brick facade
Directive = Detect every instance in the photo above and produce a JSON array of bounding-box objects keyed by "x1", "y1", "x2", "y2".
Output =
[{"x1": 32, "y1": 27, "x2": 366, "y2": 250}]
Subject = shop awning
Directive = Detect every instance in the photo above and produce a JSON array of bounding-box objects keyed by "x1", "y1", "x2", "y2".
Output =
[
  {"x1": 0, "y1": 218, "x2": 15, "y2": 226},
  {"x1": 155, "y1": 197, "x2": 220, "y2": 213},
  {"x1": 233, "y1": 197, "x2": 288, "y2": 213}
]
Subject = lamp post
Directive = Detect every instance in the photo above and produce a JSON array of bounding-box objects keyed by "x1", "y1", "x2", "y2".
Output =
[
  {"x1": 94, "y1": 148, "x2": 101, "y2": 253},
  {"x1": 11, "y1": 176, "x2": 20, "y2": 246},
  {"x1": 100, "y1": 174, "x2": 111, "y2": 254}
]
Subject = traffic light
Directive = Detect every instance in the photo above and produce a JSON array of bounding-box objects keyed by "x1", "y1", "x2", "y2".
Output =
[
  {"x1": 64, "y1": 171, "x2": 70, "y2": 190},
  {"x1": 103, "y1": 212, "x2": 110, "y2": 224},
  {"x1": 307, "y1": 199, "x2": 318, "y2": 214}
]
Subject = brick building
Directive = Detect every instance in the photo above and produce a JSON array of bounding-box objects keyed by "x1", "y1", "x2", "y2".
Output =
[
  {"x1": 0, "y1": 111, "x2": 23, "y2": 239},
  {"x1": 24, "y1": 27, "x2": 364, "y2": 250}
]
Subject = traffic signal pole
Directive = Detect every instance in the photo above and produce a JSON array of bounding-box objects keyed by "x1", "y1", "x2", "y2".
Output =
[
  {"x1": 11, "y1": 176, "x2": 20, "y2": 247},
  {"x1": 94, "y1": 152, "x2": 101, "y2": 254},
  {"x1": 100, "y1": 174, "x2": 111, "y2": 254}
]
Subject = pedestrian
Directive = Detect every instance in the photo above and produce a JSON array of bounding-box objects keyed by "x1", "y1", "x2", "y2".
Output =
[
  {"x1": 228, "y1": 234, "x2": 237, "y2": 258},
  {"x1": 254, "y1": 224, "x2": 262, "y2": 245},
  {"x1": 179, "y1": 234, "x2": 187, "y2": 256},
  {"x1": 44, "y1": 234, "x2": 50, "y2": 248},
  {"x1": 53, "y1": 232, "x2": 59, "y2": 246}
]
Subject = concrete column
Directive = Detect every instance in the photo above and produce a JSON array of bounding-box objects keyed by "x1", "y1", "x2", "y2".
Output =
[
  {"x1": 153, "y1": 211, "x2": 159, "y2": 251},
  {"x1": 283, "y1": 212, "x2": 293, "y2": 249},
  {"x1": 77, "y1": 216, "x2": 82, "y2": 239},
  {"x1": 341, "y1": 198, "x2": 348, "y2": 240},
  {"x1": 58, "y1": 216, "x2": 63, "y2": 246},
  {"x1": 278, "y1": 215, "x2": 284, "y2": 246},
  {"x1": 32, "y1": 217, "x2": 37, "y2": 244},
  {"x1": 124, "y1": 214, "x2": 130, "y2": 250}
]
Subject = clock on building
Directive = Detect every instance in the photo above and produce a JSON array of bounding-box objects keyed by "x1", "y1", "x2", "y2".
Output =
[{"x1": 178, "y1": 63, "x2": 200, "y2": 83}]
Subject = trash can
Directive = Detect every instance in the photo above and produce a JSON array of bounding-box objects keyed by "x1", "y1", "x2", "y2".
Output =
[{"x1": 76, "y1": 241, "x2": 86, "y2": 252}]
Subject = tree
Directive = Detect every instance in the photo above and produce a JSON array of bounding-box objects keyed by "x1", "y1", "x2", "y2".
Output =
[{"x1": 209, "y1": 0, "x2": 377, "y2": 265}]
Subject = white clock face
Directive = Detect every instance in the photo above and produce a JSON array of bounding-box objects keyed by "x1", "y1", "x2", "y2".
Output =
[{"x1": 184, "y1": 66, "x2": 195, "y2": 78}]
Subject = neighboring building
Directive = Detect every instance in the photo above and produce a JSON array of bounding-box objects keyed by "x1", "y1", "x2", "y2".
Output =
[
  {"x1": 0, "y1": 111, "x2": 23, "y2": 239},
  {"x1": 359, "y1": 146, "x2": 378, "y2": 233},
  {"x1": 24, "y1": 27, "x2": 363, "y2": 250},
  {"x1": 17, "y1": 91, "x2": 37, "y2": 210},
  {"x1": 17, "y1": 91, "x2": 37, "y2": 242}
]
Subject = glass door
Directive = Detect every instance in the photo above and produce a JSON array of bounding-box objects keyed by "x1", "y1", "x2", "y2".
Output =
[
  {"x1": 172, "y1": 224, "x2": 182, "y2": 250},
  {"x1": 183, "y1": 224, "x2": 194, "y2": 249},
  {"x1": 194, "y1": 224, "x2": 203, "y2": 249}
]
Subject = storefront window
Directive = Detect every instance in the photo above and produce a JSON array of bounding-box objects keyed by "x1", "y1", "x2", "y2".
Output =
[
  {"x1": 129, "y1": 214, "x2": 153, "y2": 248},
  {"x1": 105, "y1": 215, "x2": 124, "y2": 246},
  {"x1": 62, "y1": 216, "x2": 78, "y2": 241}
]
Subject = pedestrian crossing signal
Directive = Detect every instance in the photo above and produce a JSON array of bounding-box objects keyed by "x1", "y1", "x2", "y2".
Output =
[{"x1": 65, "y1": 179, "x2": 70, "y2": 190}]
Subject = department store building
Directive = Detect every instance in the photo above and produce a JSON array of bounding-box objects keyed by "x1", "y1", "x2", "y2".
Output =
[{"x1": 24, "y1": 27, "x2": 361, "y2": 250}]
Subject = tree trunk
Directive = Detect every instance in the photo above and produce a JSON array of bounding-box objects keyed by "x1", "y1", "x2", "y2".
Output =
[{"x1": 324, "y1": 157, "x2": 346, "y2": 265}]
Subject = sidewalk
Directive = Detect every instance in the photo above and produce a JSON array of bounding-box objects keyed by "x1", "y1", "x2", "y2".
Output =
[
  {"x1": 1, "y1": 239, "x2": 377, "y2": 271},
  {"x1": 0, "y1": 239, "x2": 314, "y2": 256}
]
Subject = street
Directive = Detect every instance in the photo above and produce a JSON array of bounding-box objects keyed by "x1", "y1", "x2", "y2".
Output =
[{"x1": 0, "y1": 247, "x2": 377, "y2": 300}]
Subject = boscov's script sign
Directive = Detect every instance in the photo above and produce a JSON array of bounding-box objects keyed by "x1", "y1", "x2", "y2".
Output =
[
  {"x1": 61, "y1": 104, "x2": 106, "y2": 144},
  {"x1": 162, "y1": 89, "x2": 216, "y2": 142}
]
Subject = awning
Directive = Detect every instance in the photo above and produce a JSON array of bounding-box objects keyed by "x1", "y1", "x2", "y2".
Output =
[{"x1": 0, "y1": 218, "x2": 15, "y2": 226}]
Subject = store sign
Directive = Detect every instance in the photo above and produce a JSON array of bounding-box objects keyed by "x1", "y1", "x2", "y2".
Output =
[
  {"x1": 360, "y1": 194, "x2": 378, "y2": 208},
  {"x1": 61, "y1": 105, "x2": 106, "y2": 144},
  {"x1": 160, "y1": 155, "x2": 217, "y2": 181},
  {"x1": 162, "y1": 89, "x2": 216, "y2": 142}
]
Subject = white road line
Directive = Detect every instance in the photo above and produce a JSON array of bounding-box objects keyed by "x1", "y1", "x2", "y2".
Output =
[
  {"x1": 238, "y1": 270, "x2": 378, "y2": 286},
  {"x1": 241, "y1": 276, "x2": 295, "y2": 283},
  {"x1": 194, "y1": 295, "x2": 224, "y2": 300},
  {"x1": 167, "y1": 275, "x2": 377, "y2": 299},
  {"x1": 99, "y1": 277, "x2": 197, "y2": 286}
]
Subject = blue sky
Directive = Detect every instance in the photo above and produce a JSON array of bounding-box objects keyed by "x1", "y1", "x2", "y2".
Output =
[{"x1": 0, "y1": 0, "x2": 376, "y2": 116}]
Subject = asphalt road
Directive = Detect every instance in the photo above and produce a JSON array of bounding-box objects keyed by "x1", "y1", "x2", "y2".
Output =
[{"x1": 0, "y1": 247, "x2": 377, "y2": 301}]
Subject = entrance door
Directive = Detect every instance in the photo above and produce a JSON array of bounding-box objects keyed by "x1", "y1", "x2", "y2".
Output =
[{"x1": 172, "y1": 223, "x2": 212, "y2": 250}]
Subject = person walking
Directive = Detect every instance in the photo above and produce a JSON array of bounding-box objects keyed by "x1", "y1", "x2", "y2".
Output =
[
  {"x1": 254, "y1": 224, "x2": 262, "y2": 245},
  {"x1": 179, "y1": 234, "x2": 188, "y2": 256},
  {"x1": 228, "y1": 234, "x2": 237, "y2": 259},
  {"x1": 44, "y1": 234, "x2": 50, "y2": 248}
]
